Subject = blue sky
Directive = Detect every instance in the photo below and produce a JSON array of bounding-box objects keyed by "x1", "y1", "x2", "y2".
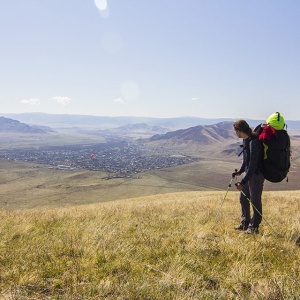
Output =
[{"x1": 0, "y1": 0, "x2": 299, "y2": 120}]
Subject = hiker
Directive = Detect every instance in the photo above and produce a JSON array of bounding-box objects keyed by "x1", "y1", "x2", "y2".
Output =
[{"x1": 232, "y1": 120, "x2": 264, "y2": 234}]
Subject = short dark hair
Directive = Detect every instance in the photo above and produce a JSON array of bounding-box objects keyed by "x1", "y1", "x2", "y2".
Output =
[{"x1": 233, "y1": 120, "x2": 252, "y2": 136}]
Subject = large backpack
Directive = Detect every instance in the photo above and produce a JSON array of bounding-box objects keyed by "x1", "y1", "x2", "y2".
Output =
[{"x1": 255, "y1": 112, "x2": 291, "y2": 183}]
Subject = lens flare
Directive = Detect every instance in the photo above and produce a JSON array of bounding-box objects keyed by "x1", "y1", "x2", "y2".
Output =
[{"x1": 94, "y1": 0, "x2": 107, "y2": 11}]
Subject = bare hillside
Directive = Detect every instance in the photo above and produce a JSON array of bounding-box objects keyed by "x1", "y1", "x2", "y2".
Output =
[
  {"x1": 0, "y1": 116, "x2": 47, "y2": 134},
  {"x1": 149, "y1": 121, "x2": 236, "y2": 145}
]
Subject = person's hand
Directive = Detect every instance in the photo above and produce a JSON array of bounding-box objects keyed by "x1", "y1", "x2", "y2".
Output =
[
  {"x1": 235, "y1": 182, "x2": 244, "y2": 191},
  {"x1": 232, "y1": 171, "x2": 240, "y2": 178}
]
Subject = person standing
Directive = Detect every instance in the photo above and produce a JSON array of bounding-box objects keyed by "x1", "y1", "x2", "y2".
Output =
[{"x1": 232, "y1": 120, "x2": 264, "y2": 234}]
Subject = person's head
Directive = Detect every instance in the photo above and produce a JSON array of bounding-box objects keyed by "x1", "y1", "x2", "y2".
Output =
[{"x1": 233, "y1": 119, "x2": 253, "y2": 138}]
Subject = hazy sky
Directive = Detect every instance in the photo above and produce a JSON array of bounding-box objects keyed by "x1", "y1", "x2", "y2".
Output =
[{"x1": 1, "y1": 1, "x2": 299, "y2": 120}]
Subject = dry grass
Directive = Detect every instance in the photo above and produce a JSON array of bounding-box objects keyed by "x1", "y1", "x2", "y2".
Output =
[{"x1": 0, "y1": 191, "x2": 300, "y2": 299}]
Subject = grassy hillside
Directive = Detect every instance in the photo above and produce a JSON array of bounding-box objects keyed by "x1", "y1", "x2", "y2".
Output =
[{"x1": 0, "y1": 191, "x2": 299, "y2": 299}]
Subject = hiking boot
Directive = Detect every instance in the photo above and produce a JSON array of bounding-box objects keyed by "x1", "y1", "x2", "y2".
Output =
[
  {"x1": 234, "y1": 222, "x2": 249, "y2": 231},
  {"x1": 245, "y1": 226, "x2": 259, "y2": 234}
]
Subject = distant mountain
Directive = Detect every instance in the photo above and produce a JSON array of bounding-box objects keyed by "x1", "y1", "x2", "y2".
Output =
[
  {"x1": 149, "y1": 121, "x2": 236, "y2": 145},
  {"x1": 0, "y1": 112, "x2": 236, "y2": 130},
  {"x1": 110, "y1": 123, "x2": 169, "y2": 135},
  {"x1": 117, "y1": 123, "x2": 157, "y2": 131},
  {"x1": 71, "y1": 123, "x2": 169, "y2": 138},
  {"x1": 1, "y1": 112, "x2": 300, "y2": 132},
  {"x1": 0, "y1": 117, "x2": 46, "y2": 134},
  {"x1": 33, "y1": 125, "x2": 56, "y2": 133}
]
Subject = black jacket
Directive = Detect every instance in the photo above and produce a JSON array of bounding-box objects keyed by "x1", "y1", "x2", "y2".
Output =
[{"x1": 238, "y1": 136, "x2": 263, "y2": 185}]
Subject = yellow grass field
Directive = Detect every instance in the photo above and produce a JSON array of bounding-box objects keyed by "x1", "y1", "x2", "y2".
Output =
[{"x1": 0, "y1": 190, "x2": 300, "y2": 299}]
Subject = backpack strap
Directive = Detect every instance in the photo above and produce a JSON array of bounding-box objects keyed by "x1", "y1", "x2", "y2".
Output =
[{"x1": 238, "y1": 145, "x2": 245, "y2": 157}]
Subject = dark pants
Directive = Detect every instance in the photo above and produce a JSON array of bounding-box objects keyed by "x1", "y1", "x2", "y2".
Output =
[{"x1": 239, "y1": 172, "x2": 264, "y2": 228}]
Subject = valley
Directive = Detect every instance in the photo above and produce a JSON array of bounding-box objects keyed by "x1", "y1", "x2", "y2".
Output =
[{"x1": 0, "y1": 114, "x2": 299, "y2": 210}]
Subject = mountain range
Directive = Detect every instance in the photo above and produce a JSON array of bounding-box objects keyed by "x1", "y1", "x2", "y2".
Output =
[
  {"x1": 1, "y1": 112, "x2": 300, "y2": 131},
  {"x1": 1, "y1": 113, "x2": 299, "y2": 147},
  {"x1": 0, "y1": 112, "x2": 252, "y2": 130},
  {"x1": 0, "y1": 115, "x2": 238, "y2": 146}
]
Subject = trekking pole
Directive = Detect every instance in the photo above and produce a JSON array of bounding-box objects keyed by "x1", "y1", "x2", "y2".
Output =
[
  {"x1": 213, "y1": 169, "x2": 239, "y2": 224},
  {"x1": 213, "y1": 176, "x2": 234, "y2": 222},
  {"x1": 237, "y1": 185, "x2": 280, "y2": 238}
]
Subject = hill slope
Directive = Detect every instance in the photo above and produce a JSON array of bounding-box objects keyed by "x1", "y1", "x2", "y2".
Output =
[
  {"x1": 0, "y1": 116, "x2": 46, "y2": 133},
  {"x1": 1, "y1": 191, "x2": 299, "y2": 299},
  {"x1": 149, "y1": 121, "x2": 236, "y2": 145}
]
